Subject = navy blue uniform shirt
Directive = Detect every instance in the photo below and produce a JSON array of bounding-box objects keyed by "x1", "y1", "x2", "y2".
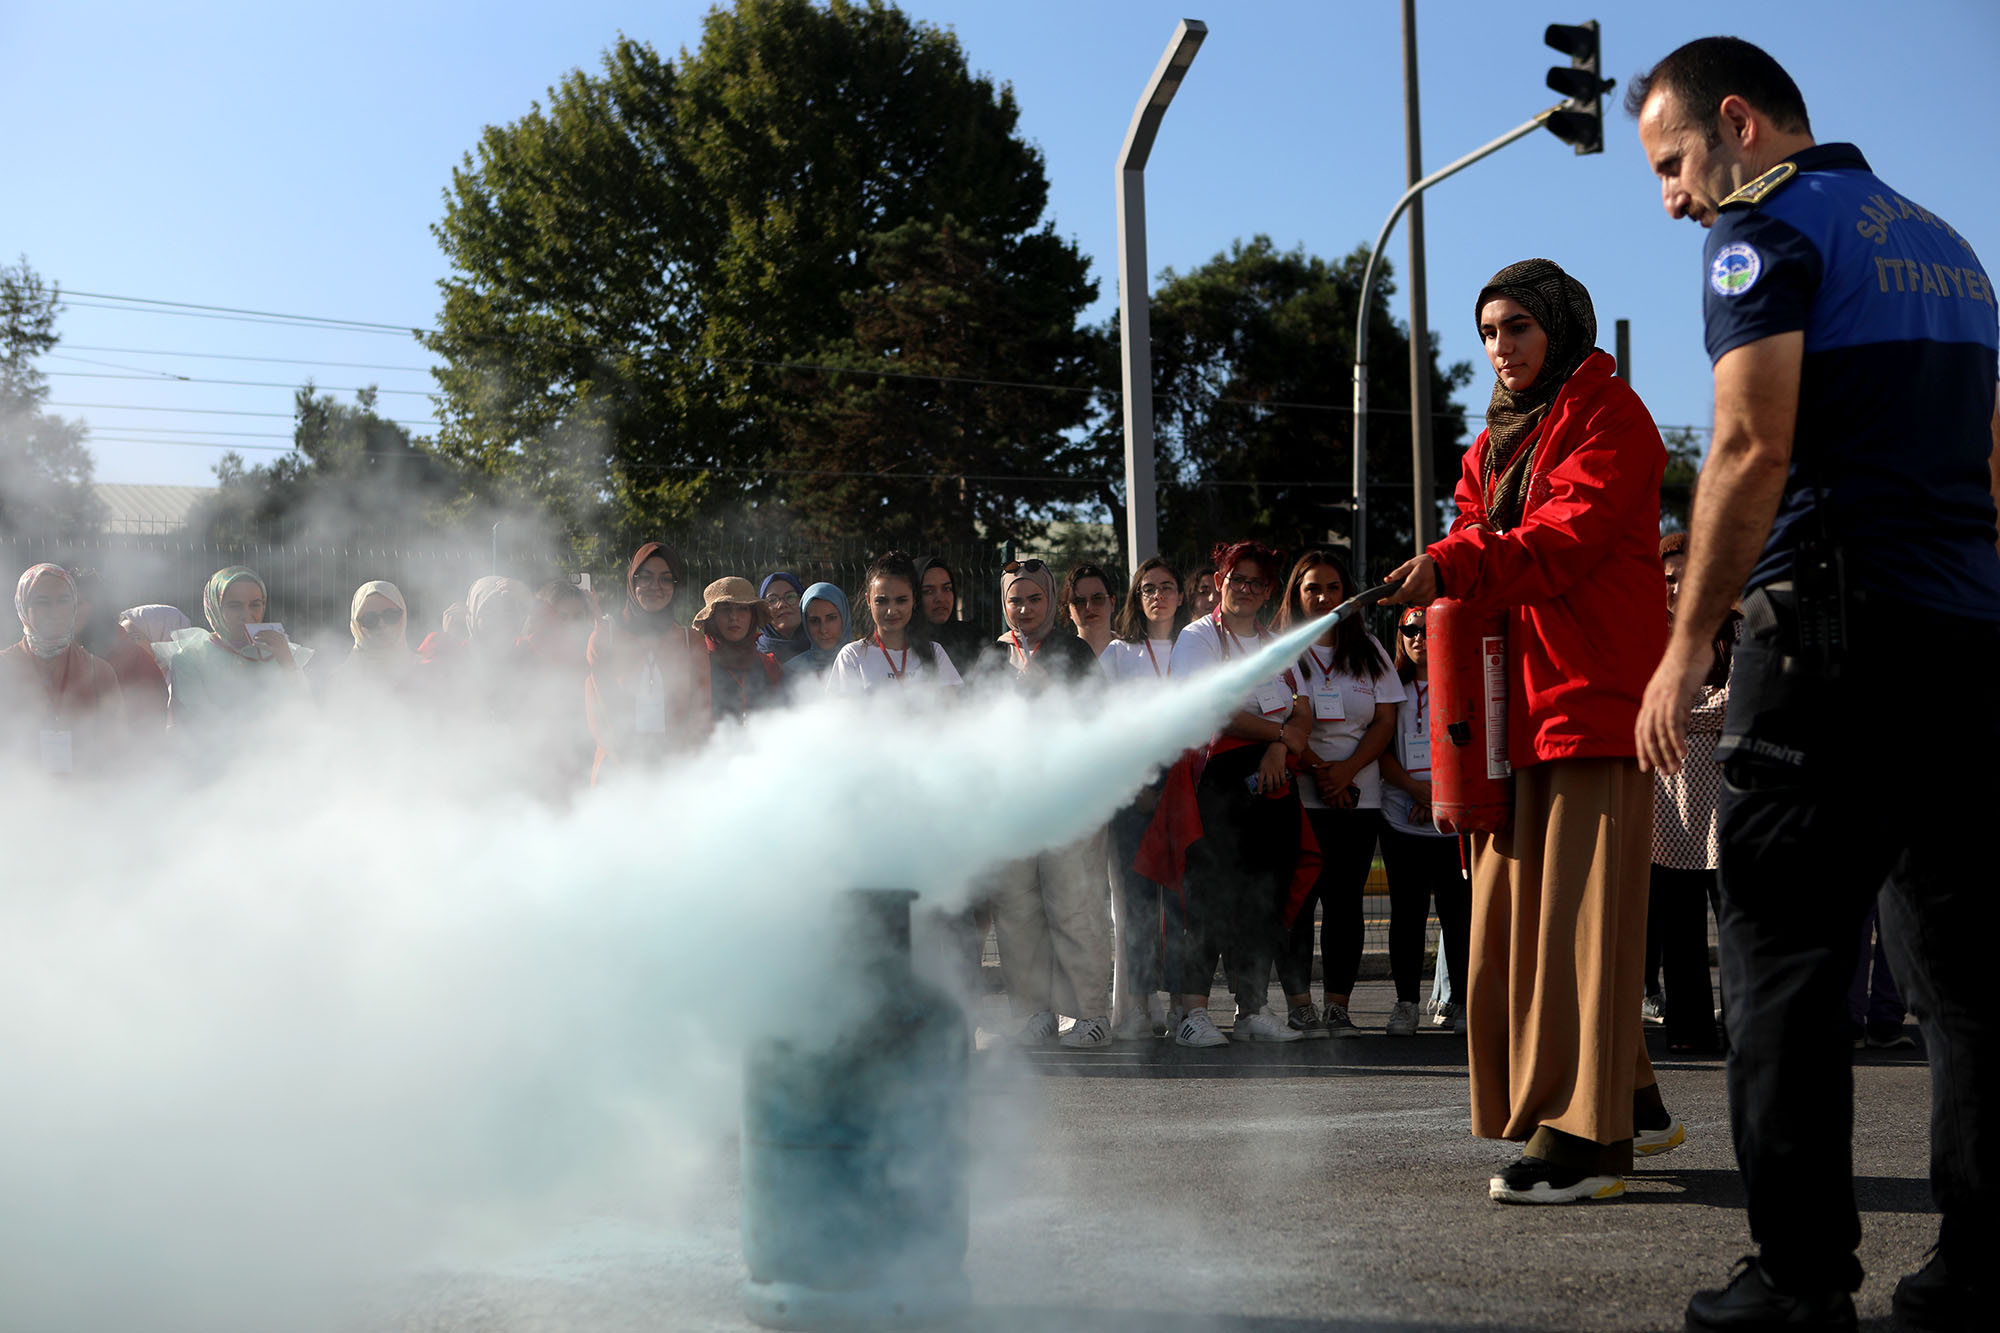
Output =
[{"x1": 1702, "y1": 142, "x2": 2000, "y2": 619}]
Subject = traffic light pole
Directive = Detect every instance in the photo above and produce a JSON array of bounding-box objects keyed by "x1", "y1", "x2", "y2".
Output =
[{"x1": 1349, "y1": 102, "x2": 1562, "y2": 578}]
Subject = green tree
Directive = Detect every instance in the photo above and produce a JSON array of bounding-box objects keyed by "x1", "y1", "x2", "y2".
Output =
[
  {"x1": 1131, "y1": 236, "x2": 1472, "y2": 580},
  {"x1": 424, "y1": 0, "x2": 1091, "y2": 556},
  {"x1": 0, "y1": 257, "x2": 99, "y2": 537},
  {"x1": 1659, "y1": 424, "x2": 1703, "y2": 531},
  {"x1": 195, "y1": 384, "x2": 456, "y2": 545}
]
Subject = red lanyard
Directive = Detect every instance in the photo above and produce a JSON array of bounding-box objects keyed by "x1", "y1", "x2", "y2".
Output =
[
  {"x1": 1142, "y1": 638, "x2": 1163, "y2": 677},
  {"x1": 1414, "y1": 680, "x2": 1428, "y2": 737},
  {"x1": 874, "y1": 632, "x2": 909, "y2": 680},
  {"x1": 1009, "y1": 630, "x2": 1043, "y2": 668},
  {"x1": 1213, "y1": 608, "x2": 1265, "y2": 660},
  {"x1": 1308, "y1": 645, "x2": 1334, "y2": 679},
  {"x1": 720, "y1": 664, "x2": 752, "y2": 713}
]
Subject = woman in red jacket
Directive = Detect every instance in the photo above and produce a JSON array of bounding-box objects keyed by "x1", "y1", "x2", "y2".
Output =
[{"x1": 1386, "y1": 258, "x2": 1679, "y2": 1204}]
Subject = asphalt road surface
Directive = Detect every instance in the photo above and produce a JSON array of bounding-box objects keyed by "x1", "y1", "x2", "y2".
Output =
[{"x1": 387, "y1": 979, "x2": 1937, "y2": 1333}]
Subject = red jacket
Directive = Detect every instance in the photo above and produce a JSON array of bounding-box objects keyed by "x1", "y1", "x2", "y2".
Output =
[{"x1": 1426, "y1": 351, "x2": 1666, "y2": 768}]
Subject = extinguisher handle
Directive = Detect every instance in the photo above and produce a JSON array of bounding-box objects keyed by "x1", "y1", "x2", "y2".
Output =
[{"x1": 1332, "y1": 579, "x2": 1404, "y2": 623}]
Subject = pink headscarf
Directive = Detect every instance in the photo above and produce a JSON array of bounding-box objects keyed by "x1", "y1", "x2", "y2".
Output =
[{"x1": 14, "y1": 564, "x2": 78, "y2": 660}]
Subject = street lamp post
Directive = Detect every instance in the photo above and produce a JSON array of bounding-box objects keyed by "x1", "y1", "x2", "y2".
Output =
[{"x1": 1117, "y1": 18, "x2": 1206, "y2": 577}]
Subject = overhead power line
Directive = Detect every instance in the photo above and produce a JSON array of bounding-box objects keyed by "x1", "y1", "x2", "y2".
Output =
[
  {"x1": 47, "y1": 370, "x2": 436, "y2": 397},
  {"x1": 48, "y1": 401, "x2": 435, "y2": 427},
  {"x1": 59, "y1": 344, "x2": 437, "y2": 374}
]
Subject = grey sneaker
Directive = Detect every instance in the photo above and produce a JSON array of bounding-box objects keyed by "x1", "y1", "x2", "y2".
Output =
[
  {"x1": 1385, "y1": 999, "x2": 1420, "y2": 1037},
  {"x1": 1011, "y1": 1009, "x2": 1058, "y2": 1046},
  {"x1": 1060, "y1": 1014, "x2": 1113, "y2": 1049},
  {"x1": 1323, "y1": 1003, "x2": 1362, "y2": 1038},
  {"x1": 1287, "y1": 1002, "x2": 1329, "y2": 1039}
]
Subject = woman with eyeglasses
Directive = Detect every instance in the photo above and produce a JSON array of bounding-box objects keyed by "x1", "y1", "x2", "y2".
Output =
[
  {"x1": 756, "y1": 572, "x2": 812, "y2": 664},
  {"x1": 1163, "y1": 540, "x2": 1310, "y2": 1047},
  {"x1": 828, "y1": 550, "x2": 961, "y2": 692},
  {"x1": 973, "y1": 557, "x2": 1115, "y2": 1050},
  {"x1": 1273, "y1": 549, "x2": 1406, "y2": 1038},
  {"x1": 151, "y1": 565, "x2": 313, "y2": 752},
  {"x1": 1061, "y1": 563, "x2": 1117, "y2": 659},
  {"x1": 1098, "y1": 556, "x2": 1189, "y2": 1038},
  {"x1": 585, "y1": 541, "x2": 711, "y2": 782},
  {"x1": 1378, "y1": 604, "x2": 1472, "y2": 1034},
  {"x1": 1, "y1": 563, "x2": 127, "y2": 776}
]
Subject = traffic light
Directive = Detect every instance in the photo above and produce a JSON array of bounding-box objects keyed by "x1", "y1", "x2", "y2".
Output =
[{"x1": 1543, "y1": 20, "x2": 1614, "y2": 155}]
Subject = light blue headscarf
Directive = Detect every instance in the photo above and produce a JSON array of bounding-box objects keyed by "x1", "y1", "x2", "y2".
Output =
[{"x1": 783, "y1": 581, "x2": 851, "y2": 679}]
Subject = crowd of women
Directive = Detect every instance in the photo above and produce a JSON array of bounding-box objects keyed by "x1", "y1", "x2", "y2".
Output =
[{"x1": 3, "y1": 539, "x2": 1474, "y2": 1055}]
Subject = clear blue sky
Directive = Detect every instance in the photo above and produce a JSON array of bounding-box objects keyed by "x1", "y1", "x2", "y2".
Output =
[{"x1": 6, "y1": 0, "x2": 1997, "y2": 490}]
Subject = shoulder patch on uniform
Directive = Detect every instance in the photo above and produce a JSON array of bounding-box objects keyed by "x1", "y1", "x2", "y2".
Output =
[
  {"x1": 1718, "y1": 161, "x2": 1798, "y2": 211},
  {"x1": 1710, "y1": 243, "x2": 1762, "y2": 298}
]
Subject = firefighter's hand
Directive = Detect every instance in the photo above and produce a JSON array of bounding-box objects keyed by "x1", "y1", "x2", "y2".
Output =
[
  {"x1": 1636, "y1": 636, "x2": 1709, "y2": 776},
  {"x1": 1381, "y1": 555, "x2": 1436, "y2": 606}
]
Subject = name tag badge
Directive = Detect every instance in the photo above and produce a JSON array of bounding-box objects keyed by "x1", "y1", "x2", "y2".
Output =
[
  {"x1": 1254, "y1": 679, "x2": 1290, "y2": 716},
  {"x1": 1405, "y1": 738, "x2": 1431, "y2": 772},
  {"x1": 1313, "y1": 682, "x2": 1345, "y2": 721},
  {"x1": 635, "y1": 658, "x2": 668, "y2": 735},
  {"x1": 40, "y1": 729, "x2": 73, "y2": 775}
]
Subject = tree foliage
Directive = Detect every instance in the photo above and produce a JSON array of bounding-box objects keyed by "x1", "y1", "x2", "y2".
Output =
[
  {"x1": 0, "y1": 257, "x2": 98, "y2": 538},
  {"x1": 1134, "y1": 236, "x2": 1472, "y2": 578},
  {"x1": 425, "y1": 0, "x2": 1094, "y2": 556},
  {"x1": 195, "y1": 385, "x2": 456, "y2": 545},
  {"x1": 1659, "y1": 425, "x2": 1702, "y2": 531}
]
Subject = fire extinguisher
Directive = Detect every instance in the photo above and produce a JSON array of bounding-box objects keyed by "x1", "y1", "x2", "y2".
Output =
[{"x1": 1428, "y1": 598, "x2": 1513, "y2": 834}]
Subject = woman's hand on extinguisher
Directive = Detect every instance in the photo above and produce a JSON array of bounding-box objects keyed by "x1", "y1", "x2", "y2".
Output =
[
  {"x1": 1381, "y1": 554, "x2": 1438, "y2": 606},
  {"x1": 1258, "y1": 742, "x2": 1291, "y2": 795}
]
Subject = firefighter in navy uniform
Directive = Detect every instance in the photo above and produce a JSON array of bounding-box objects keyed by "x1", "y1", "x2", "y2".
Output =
[{"x1": 1632, "y1": 37, "x2": 2000, "y2": 1333}]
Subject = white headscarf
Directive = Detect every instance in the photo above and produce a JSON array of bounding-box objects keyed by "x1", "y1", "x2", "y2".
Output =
[
  {"x1": 349, "y1": 580, "x2": 411, "y2": 655},
  {"x1": 119, "y1": 604, "x2": 193, "y2": 645}
]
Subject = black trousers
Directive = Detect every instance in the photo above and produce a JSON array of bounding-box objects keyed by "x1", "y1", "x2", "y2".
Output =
[
  {"x1": 1379, "y1": 825, "x2": 1470, "y2": 1005},
  {"x1": 1648, "y1": 864, "x2": 1720, "y2": 1051},
  {"x1": 1717, "y1": 590, "x2": 2000, "y2": 1292},
  {"x1": 1279, "y1": 807, "x2": 1381, "y2": 1000},
  {"x1": 1177, "y1": 746, "x2": 1298, "y2": 1015}
]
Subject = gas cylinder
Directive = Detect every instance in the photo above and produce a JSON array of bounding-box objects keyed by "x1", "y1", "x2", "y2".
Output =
[
  {"x1": 740, "y1": 888, "x2": 970, "y2": 1329},
  {"x1": 1427, "y1": 598, "x2": 1514, "y2": 834}
]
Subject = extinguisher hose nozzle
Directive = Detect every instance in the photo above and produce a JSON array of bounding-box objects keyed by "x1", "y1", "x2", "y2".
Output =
[{"x1": 1331, "y1": 580, "x2": 1404, "y2": 625}]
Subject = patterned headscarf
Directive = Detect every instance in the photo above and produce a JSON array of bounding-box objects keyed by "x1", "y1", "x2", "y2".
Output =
[
  {"x1": 202, "y1": 560, "x2": 270, "y2": 652},
  {"x1": 1474, "y1": 259, "x2": 1598, "y2": 531},
  {"x1": 14, "y1": 564, "x2": 78, "y2": 660},
  {"x1": 349, "y1": 580, "x2": 410, "y2": 655}
]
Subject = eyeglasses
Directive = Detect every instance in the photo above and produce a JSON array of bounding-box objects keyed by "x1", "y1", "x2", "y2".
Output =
[
  {"x1": 1070, "y1": 593, "x2": 1112, "y2": 609},
  {"x1": 1223, "y1": 574, "x2": 1269, "y2": 593},
  {"x1": 356, "y1": 608, "x2": 404, "y2": 630},
  {"x1": 632, "y1": 574, "x2": 675, "y2": 589},
  {"x1": 765, "y1": 591, "x2": 800, "y2": 606},
  {"x1": 1002, "y1": 558, "x2": 1047, "y2": 575},
  {"x1": 1138, "y1": 581, "x2": 1178, "y2": 598},
  {"x1": 1399, "y1": 621, "x2": 1426, "y2": 639}
]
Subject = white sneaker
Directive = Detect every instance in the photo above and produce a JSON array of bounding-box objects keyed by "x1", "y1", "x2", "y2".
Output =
[
  {"x1": 1385, "y1": 999, "x2": 1420, "y2": 1037},
  {"x1": 1110, "y1": 1007, "x2": 1153, "y2": 1042},
  {"x1": 1060, "y1": 1014, "x2": 1113, "y2": 1049},
  {"x1": 1011, "y1": 1010, "x2": 1058, "y2": 1046},
  {"x1": 1174, "y1": 1007, "x2": 1229, "y2": 1048},
  {"x1": 1146, "y1": 992, "x2": 1172, "y2": 1037},
  {"x1": 1634, "y1": 1117, "x2": 1687, "y2": 1158},
  {"x1": 1234, "y1": 1008, "x2": 1304, "y2": 1042}
]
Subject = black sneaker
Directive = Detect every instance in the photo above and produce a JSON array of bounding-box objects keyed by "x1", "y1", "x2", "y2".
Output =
[
  {"x1": 1486, "y1": 1154, "x2": 1623, "y2": 1204},
  {"x1": 1893, "y1": 1249, "x2": 1986, "y2": 1332},
  {"x1": 1685, "y1": 1255, "x2": 1856, "y2": 1332},
  {"x1": 1286, "y1": 1002, "x2": 1328, "y2": 1039},
  {"x1": 1866, "y1": 1022, "x2": 1917, "y2": 1050}
]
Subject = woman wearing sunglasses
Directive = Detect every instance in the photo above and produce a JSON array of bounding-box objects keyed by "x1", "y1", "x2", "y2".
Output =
[
  {"x1": 1099, "y1": 557, "x2": 1189, "y2": 1039},
  {"x1": 319, "y1": 580, "x2": 417, "y2": 713},
  {"x1": 1061, "y1": 563, "x2": 1117, "y2": 659},
  {"x1": 1164, "y1": 540, "x2": 1310, "y2": 1046},
  {"x1": 1274, "y1": 549, "x2": 1405, "y2": 1038},
  {"x1": 1378, "y1": 604, "x2": 1471, "y2": 1034}
]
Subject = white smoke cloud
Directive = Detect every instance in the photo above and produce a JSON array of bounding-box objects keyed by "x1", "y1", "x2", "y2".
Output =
[{"x1": 0, "y1": 612, "x2": 1334, "y2": 1332}]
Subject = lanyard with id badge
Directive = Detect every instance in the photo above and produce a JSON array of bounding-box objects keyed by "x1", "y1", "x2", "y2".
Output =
[
  {"x1": 1307, "y1": 647, "x2": 1346, "y2": 722},
  {"x1": 636, "y1": 653, "x2": 668, "y2": 734}
]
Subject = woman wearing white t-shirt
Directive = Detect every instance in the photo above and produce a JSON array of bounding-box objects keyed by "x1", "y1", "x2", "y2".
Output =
[
  {"x1": 1273, "y1": 550, "x2": 1405, "y2": 1037},
  {"x1": 826, "y1": 550, "x2": 962, "y2": 693},
  {"x1": 1378, "y1": 604, "x2": 1471, "y2": 1034},
  {"x1": 1166, "y1": 541, "x2": 1310, "y2": 1047},
  {"x1": 1098, "y1": 556, "x2": 1187, "y2": 1039}
]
